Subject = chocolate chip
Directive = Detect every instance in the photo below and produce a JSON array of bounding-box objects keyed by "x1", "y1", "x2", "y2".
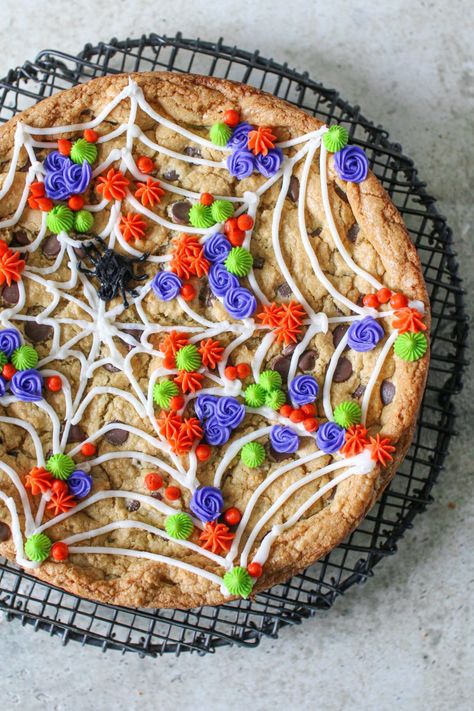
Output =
[
  {"x1": 348, "y1": 224, "x2": 360, "y2": 243},
  {"x1": 271, "y1": 355, "x2": 291, "y2": 383},
  {"x1": 199, "y1": 283, "x2": 215, "y2": 308},
  {"x1": 334, "y1": 185, "x2": 349, "y2": 203},
  {"x1": 24, "y1": 320, "x2": 53, "y2": 342},
  {"x1": 170, "y1": 200, "x2": 191, "y2": 225},
  {"x1": 74, "y1": 246, "x2": 87, "y2": 259},
  {"x1": 276, "y1": 283, "x2": 292, "y2": 298},
  {"x1": 0, "y1": 522, "x2": 11, "y2": 542},
  {"x1": 104, "y1": 424, "x2": 129, "y2": 445},
  {"x1": 162, "y1": 169, "x2": 180, "y2": 181},
  {"x1": 151, "y1": 491, "x2": 163, "y2": 500},
  {"x1": 104, "y1": 362, "x2": 120, "y2": 373},
  {"x1": 352, "y1": 384, "x2": 366, "y2": 399},
  {"x1": 184, "y1": 146, "x2": 202, "y2": 158},
  {"x1": 10, "y1": 229, "x2": 30, "y2": 247},
  {"x1": 269, "y1": 446, "x2": 290, "y2": 463},
  {"x1": 333, "y1": 356, "x2": 353, "y2": 383},
  {"x1": 381, "y1": 380, "x2": 396, "y2": 405},
  {"x1": 332, "y1": 324, "x2": 348, "y2": 349},
  {"x1": 2, "y1": 282, "x2": 19, "y2": 305},
  {"x1": 67, "y1": 424, "x2": 86, "y2": 443},
  {"x1": 125, "y1": 499, "x2": 141, "y2": 512},
  {"x1": 310, "y1": 227, "x2": 322, "y2": 237},
  {"x1": 287, "y1": 175, "x2": 300, "y2": 203},
  {"x1": 281, "y1": 342, "x2": 297, "y2": 356},
  {"x1": 253, "y1": 256, "x2": 265, "y2": 269},
  {"x1": 299, "y1": 349, "x2": 318, "y2": 371},
  {"x1": 120, "y1": 328, "x2": 142, "y2": 351},
  {"x1": 42, "y1": 235, "x2": 61, "y2": 257}
]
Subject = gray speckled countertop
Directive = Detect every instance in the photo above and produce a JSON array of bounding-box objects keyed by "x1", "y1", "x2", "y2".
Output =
[{"x1": 0, "y1": 1, "x2": 472, "y2": 709}]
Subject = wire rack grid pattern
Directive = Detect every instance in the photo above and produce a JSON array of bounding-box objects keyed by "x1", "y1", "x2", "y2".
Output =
[{"x1": 0, "y1": 34, "x2": 467, "y2": 657}]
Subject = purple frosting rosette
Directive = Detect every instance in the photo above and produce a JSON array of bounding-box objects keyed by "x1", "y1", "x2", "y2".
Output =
[
  {"x1": 203, "y1": 416, "x2": 231, "y2": 446},
  {"x1": 68, "y1": 470, "x2": 93, "y2": 499},
  {"x1": 195, "y1": 394, "x2": 218, "y2": 421},
  {"x1": 190, "y1": 486, "x2": 224, "y2": 522},
  {"x1": 45, "y1": 169, "x2": 71, "y2": 201},
  {"x1": 226, "y1": 149, "x2": 255, "y2": 180},
  {"x1": 215, "y1": 396, "x2": 245, "y2": 429},
  {"x1": 255, "y1": 148, "x2": 283, "y2": 178},
  {"x1": 208, "y1": 263, "x2": 239, "y2": 297},
  {"x1": 0, "y1": 328, "x2": 21, "y2": 357},
  {"x1": 270, "y1": 425, "x2": 299, "y2": 454},
  {"x1": 0, "y1": 377, "x2": 6, "y2": 397},
  {"x1": 347, "y1": 316, "x2": 384, "y2": 352},
  {"x1": 203, "y1": 233, "x2": 232, "y2": 263},
  {"x1": 226, "y1": 122, "x2": 254, "y2": 150},
  {"x1": 64, "y1": 161, "x2": 92, "y2": 195},
  {"x1": 289, "y1": 374, "x2": 319, "y2": 406},
  {"x1": 334, "y1": 146, "x2": 368, "y2": 183},
  {"x1": 43, "y1": 151, "x2": 72, "y2": 173},
  {"x1": 223, "y1": 287, "x2": 257, "y2": 319},
  {"x1": 316, "y1": 421, "x2": 345, "y2": 454},
  {"x1": 151, "y1": 271, "x2": 182, "y2": 301},
  {"x1": 10, "y1": 369, "x2": 43, "y2": 402}
]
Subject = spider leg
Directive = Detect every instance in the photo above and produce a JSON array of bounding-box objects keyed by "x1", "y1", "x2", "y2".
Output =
[
  {"x1": 134, "y1": 273, "x2": 148, "y2": 281},
  {"x1": 120, "y1": 284, "x2": 130, "y2": 309},
  {"x1": 78, "y1": 264, "x2": 96, "y2": 276}
]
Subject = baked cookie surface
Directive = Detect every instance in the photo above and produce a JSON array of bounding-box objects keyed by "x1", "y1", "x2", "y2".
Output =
[{"x1": 0, "y1": 72, "x2": 429, "y2": 608}]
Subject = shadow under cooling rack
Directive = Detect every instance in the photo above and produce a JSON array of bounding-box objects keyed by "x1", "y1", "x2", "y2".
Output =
[{"x1": 0, "y1": 34, "x2": 468, "y2": 657}]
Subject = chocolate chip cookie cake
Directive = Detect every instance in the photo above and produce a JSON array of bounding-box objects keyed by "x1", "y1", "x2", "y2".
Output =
[{"x1": 0, "y1": 72, "x2": 429, "y2": 608}]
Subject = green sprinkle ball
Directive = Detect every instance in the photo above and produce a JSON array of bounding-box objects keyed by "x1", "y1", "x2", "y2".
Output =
[
  {"x1": 323, "y1": 125, "x2": 349, "y2": 153},
  {"x1": 165, "y1": 513, "x2": 194, "y2": 540},
  {"x1": 265, "y1": 389, "x2": 286, "y2": 411},
  {"x1": 394, "y1": 332, "x2": 428, "y2": 362},
  {"x1": 244, "y1": 383, "x2": 267, "y2": 408},
  {"x1": 11, "y1": 345, "x2": 39, "y2": 371},
  {"x1": 74, "y1": 210, "x2": 94, "y2": 233},
  {"x1": 175, "y1": 344, "x2": 202, "y2": 372},
  {"x1": 241, "y1": 441, "x2": 266, "y2": 468},
  {"x1": 225, "y1": 247, "x2": 253, "y2": 277},
  {"x1": 153, "y1": 379, "x2": 179, "y2": 408},
  {"x1": 46, "y1": 205, "x2": 74, "y2": 234},
  {"x1": 70, "y1": 138, "x2": 98, "y2": 165},
  {"x1": 0, "y1": 350, "x2": 9, "y2": 367},
  {"x1": 24, "y1": 533, "x2": 52, "y2": 562},
  {"x1": 210, "y1": 199, "x2": 234, "y2": 223},
  {"x1": 188, "y1": 203, "x2": 214, "y2": 229},
  {"x1": 258, "y1": 370, "x2": 282, "y2": 392},
  {"x1": 333, "y1": 400, "x2": 362, "y2": 429},
  {"x1": 209, "y1": 122, "x2": 232, "y2": 146},
  {"x1": 223, "y1": 566, "x2": 254, "y2": 598},
  {"x1": 46, "y1": 453, "x2": 75, "y2": 480}
]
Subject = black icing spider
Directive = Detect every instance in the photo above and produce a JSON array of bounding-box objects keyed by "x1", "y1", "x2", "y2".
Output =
[{"x1": 77, "y1": 236, "x2": 148, "y2": 308}]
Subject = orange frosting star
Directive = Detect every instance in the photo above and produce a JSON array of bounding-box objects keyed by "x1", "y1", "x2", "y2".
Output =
[
  {"x1": 280, "y1": 301, "x2": 306, "y2": 327},
  {"x1": 169, "y1": 429, "x2": 193, "y2": 455},
  {"x1": 199, "y1": 522, "x2": 235, "y2": 554},
  {"x1": 0, "y1": 242, "x2": 26, "y2": 286},
  {"x1": 170, "y1": 234, "x2": 209, "y2": 279},
  {"x1": 134, "y1": 178, "x2": 165, "y2": 207},
  {"x1": 96, "y1": 168, "x2": 129, "y2": 201},
  {"x1": 180, "y1": 417, "x2": 203, "y2": 441},
  {"x1": 120, "y1": 213, "x2": 147, "y2": 242},
  {"x1": 159, "y1": 331, "x2": 189, "y2": 357},
  {"x1": 186, "y1": 251, "x2": 210, "y2": 278},
  {"x1": 368, "y1": 433, "x2": 396, "y2": 466},
  {"x1": 24, "y1": 467, "x2": 53, "y2": 496},
  {"x1": 157, "y1": 410, "x2": 182, "y2": 439},
  {"x1": 247, "y1": 126, "x2": 277, "y2": 156},
  {"x1": 274, "y1": 323, "x2": 302, "y2": 345},
  {"x1": 392, "y1": 307, "x2": 426, "y2": 334},
  {"x1": 341, "y1": 425, "x2": 369, "y2": 457},
  {"x1": 174, "y1": 370, "x2": 204, "y2": 394},
  {"x1": 47, "y1": 489, "x2": 77, "y2": 516},
  {"x1": 198, "y1": 338, "x2": 224, "y2": 368},
  {"x1": 257, "y1": 302, "x2": 284, "y2": 328}
]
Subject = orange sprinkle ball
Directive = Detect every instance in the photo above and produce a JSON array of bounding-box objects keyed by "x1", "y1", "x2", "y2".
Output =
[
  {"x1": 376, "y1": 287, "x2": 392, "y2": 304},
  {"x1": 30, "y1": 181, "x2": 45, "y2": 198},
  {"x1": 224, "y1": 217, "x2": 238, "y2": 235},
  {"x1": 51, "y1": 480, "x2": 68, "y2": 495},
  {"x1": 51, "y1": 542, "x2": 69, "y2": 561},
  {"x1": 237, "y1": 214, "x2": 254, "y2": 231},
  {"x1": 180, "y1": 283, "x2": 196, "y2": 302},
  {"x1": 228, "y1": 230, "x2": 245, "y2": 247},
  {"x1": 2, "y1": 363, "x2": 16, "y2": 380},
  {"x1": 164, "y1": 485, "x2": 181, "y2": 501},
  {"x1": 169, "y1": 395, "x2": 185, "y2": 411},
  {"x1": 389, "y1": 293, "x2": 408, "y2": 309},
  {"x1": 200, "y1": 192, "x2": 214, "y2": 206},
  {"x1": 80, "y1": 442, "x2": 97, "y2": 457},
  {"x1": 120, "y1": 213, "x2": 147, "y2": 243},
  {"x1": 37, "y1": 197, "x2": 54, "y2": 212},
  {"x1": 362, "y1": 293, "x2": 380, "y2": 309},
  {"x1": 236, "y1": 363, "x2": 251, "y2": 379},
  {"x1": 45, "y1": 376, "x2": 62, "y2": 392},
  {"x1": 145, "y1": 472, "x2": 163, "y2": 491},
  {"x1": 289, "y1": 409, "x2": 305, "y2": 424},
  {"x1": 301, "y1": 403, "x2": 316, "y2": 416},
  {"x1": 279, "y1": 404, "x2": 293, "y2": 418},
  {"x1": 304, "y1": 418, "x2": 319, "y2": 432},
  {"x1": 224, "y1": 365, "x2": 238, "y2": 381},
  {"x1": 83, "y1": 128, "x2": 98, "y2": 143},
  {"x1": 137, "y1": 156, "x2": 155, "y2": 174},
  {"x1": 247, "y1": 561, "x2": 263, "y2": 578},
  {"x1": 68, "y1": 195, "x2": 85, "y2": 211},
  {"x1": 223, "y1": 109, "x2": 240, "y2": 127},
  {"x1": 196, "y1": 444, "x2": 212, "y2": 462},
  {"x1": 223, "y1": 507, "x2": 242, "y2": 526},
  {"x1": 57, "y1": 138, "x2": 71, "y2": 156}
]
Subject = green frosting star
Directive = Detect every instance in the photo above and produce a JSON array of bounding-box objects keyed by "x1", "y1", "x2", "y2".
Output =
[
  {"x1": 153, "y1": 379, "x2": 179, "y2": 408},
  {"x1": 47, "y1": 205, "x2": 74, "y2": 234},
  {"x1": 24, "y1": 533, "x2": 52, "y2": 562},
  {"x1": 244, "y1": 383, "x2": 267, "y2": 408},
  {"x1": 265, "y1": 389, "x2": 286, "y2": 411},
  {"x1": 323, "y1": 125, "x2": 349, "y2": 153},
  {"x1": 333, "y1": 400, "x2": 362, "y2": 428},
  {"x1": 223, "y1": 566, "x2": 254, "y2": 598},
  {"x1": 175, "y1": 344, "x2": 202, "y2": 372},
  {"x1": 394, "y1": 332, "x2": 428, "y2": 362},
  {"x1": 0, "y1": 350, "x2": 8, "y2": 367},
  {"x1": 165, "y1": 513, "x2": 194, "y2": 540},
  {"x1": 210, "y1": 199, "x2": 234, "y2": 223},
  {"x1": 11, "y1": 345, "x2": 39, "y2": 371},
  {"x1": 70, "y1": 138, "x2": 98, "y2": 165},
  {"x1": 258, "y1": 370, "x2": 282, "y2": 392},
  {"x1": 46, "y1": 453, "x2": 75, "y2": 480},
  {"x1": 74, "y1": 210, "x2": 94, "y2": 233},
  {"x1": 188, "y1": 203, "x2": 214, "y2": 228},
  {"x1": 225, "y1": 247, "x2": 253, "y2": 277},
  {"x1": 241, "y1": 441, "x2": 266, "y2": 468},
  {"x1": 209, "y1": 122, "x2": 232, "y2": 146}
]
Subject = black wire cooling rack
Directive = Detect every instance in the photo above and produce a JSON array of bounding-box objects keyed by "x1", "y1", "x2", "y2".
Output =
[{"x1": 0, "y1": 34, "x2": 468, "y2": 657}]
